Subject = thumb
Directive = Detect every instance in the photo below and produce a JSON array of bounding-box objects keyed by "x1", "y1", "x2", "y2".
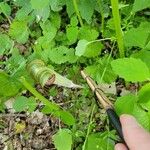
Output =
[{"x1": 120, "y1": 114, "x2": 150, "y2": 150}]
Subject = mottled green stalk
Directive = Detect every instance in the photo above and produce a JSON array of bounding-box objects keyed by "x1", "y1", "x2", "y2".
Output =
[
  {"x1": 110, "y1": 0, "x2": 124, "y2": 57},
  {"x1": 72, "y1": 0, "x2": 83, "y2": 26},
  {"x1": 20, "y1": 77, "x2": 60, "y2": 111}
]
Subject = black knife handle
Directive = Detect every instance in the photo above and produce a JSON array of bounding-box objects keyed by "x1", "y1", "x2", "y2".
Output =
[{"x1": 106, "y1": 108, "x2": 129, "y2": 149}]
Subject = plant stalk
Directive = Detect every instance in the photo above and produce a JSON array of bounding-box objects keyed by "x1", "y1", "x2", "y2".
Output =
[
  {"x1": 110, "y1": 0, "x2": 124, "y2": 57},
  {"x1": 72, "y1": 0, "x2": 84, "y2": 27}
]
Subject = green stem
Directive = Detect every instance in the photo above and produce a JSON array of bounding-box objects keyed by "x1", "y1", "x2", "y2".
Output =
[
  {"x1": 72, "y1": 0, "x2": 84, "y2": 27},
  {"x1": 97, "y1": 0, "x2": 105, "y2": 35},
  {"x1": 110, "y1": 0, "x2": 124, "y2": 57},
  {"x1": 20, "y1": 77, "x2": 60, "y2": 111},
  {"x1": 82, "y1": 105, "x2": 95, "y2": 150}
]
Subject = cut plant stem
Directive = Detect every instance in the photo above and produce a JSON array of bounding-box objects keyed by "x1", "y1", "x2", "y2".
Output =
[
  {"x1": 110, "y1": 0, "x2": 124, "y2": 57},
  {"x1": 72, "y1": 0, "x2": 84, "y2": 26}
]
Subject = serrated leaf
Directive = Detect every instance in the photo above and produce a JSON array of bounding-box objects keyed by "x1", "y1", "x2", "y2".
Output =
[
  {"x1": 132, "y1": 0, "x2": 150, "y2": 12},
  {"x1": 115, "y1": 94, "x2": 137, "y2": 115},
  {"x1": 111, "y1": 58, "x2": 150, "y2": 82},
  {"x1": 9, "y1": 20, "x2": 29, "y2": 44},
  {"x1": 49, "y1": 0, "x2": 63, "y2": 11},
  {"x1": 30, "y1": 0, "x2": 50, "y2": 9},
  {"x1": 66, "y1": 26, "x2": 78, "y2": 44},
  {"x1": 53, "y1": 129, "x2": 72, "y2": 150},
  {"x1": 78, "y1": 0, "x2": 94, "y2": 23},
  {"x1": 49, "y1": 46, "x2": 77, "y2": 64},
  {"x1": 40, "y1": 20, "x2": 57, "y2": 40},
  {"x1": 0, "y1": 72, "x2": 20, "y2": 97},
  {"x1": 34, "y1": 6, "x2": 50, "y2": 22},
  {"x1": 0, "y1": 33, "x2": 13, "y2": 55},
  {"x1": 78, "y1": 26, "x2": 99, "y2": 41},
  {"x1": 15, "y1": 2, "x2": 32, "y2": 20},
  {"x1": 65, "y1": 0, "x2": 75, "y2": 17},
  {"x1": 0, "y1": 2, "x2": 11, "y2": 16}
]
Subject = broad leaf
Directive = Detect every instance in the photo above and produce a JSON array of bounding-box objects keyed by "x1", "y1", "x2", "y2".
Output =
[
  {"x1": 115, "y1": 94, "x2": 137, "y2": 115},
  {"x1": 132, "y1": 0, "x2": 150, "y2": 12},
  {"x1": 111, "y1": 58, "x2": 150, "y2": 82},
  {"x1": 138, "y1": 83, "x2": 150, "y2": 103},
  {"x1": 53, "y1": 129, "x2": 72, "y2": 150}
]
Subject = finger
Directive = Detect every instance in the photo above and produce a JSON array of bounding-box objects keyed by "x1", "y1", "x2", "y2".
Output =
[
  {"x1": 115, "y1": 143, "x2": 128, "y2": 150},
  {"x1": 120, "y1": 114, "x2": 150, "y2": 150}
]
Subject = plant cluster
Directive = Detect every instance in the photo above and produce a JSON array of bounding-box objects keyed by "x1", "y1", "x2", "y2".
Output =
[{"x1": 0, "y1": 0, "x2": 150, "y2": 149}]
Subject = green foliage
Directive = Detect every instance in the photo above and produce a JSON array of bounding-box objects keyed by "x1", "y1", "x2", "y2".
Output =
[
  {"x1": 0, "y1": 72, "x2": 20, "y2": 97},
  {"x1": 132, "y1": 0, "x2": 150, "y2": 12},
  {"x1": 111, "y1": 58, "x2": 150, "y2": 82},
  {"x1": 115, "y1": 94, "x2": 137, "y2": 115},
  {"x1": 49, "y1": 46, "x2": 78, "y2": 64},
  {"x1": 115, "y1": 94, "x2": 150, "y2": 130},
  {"x1": 53, "y1": 129, "x2": 72, "y2": 150},
  {"x1": 0, "y1": 33, "x2": 13, "y2": 55},
  {"x1": 13, "y1": 96, "x2": 37, "y2": 112},
  {"x1": 0, "y1": 2, "x2": 11, "y2": 16},
  {"x1": 9, "y1": 20, "x2": 29, "y2": 44},
  {"x1": 0, "y1": 0, "x2": 150, "y2": 149},
  {"x1": 85, "y1": 132, "x2": 114, "y2": 150}
]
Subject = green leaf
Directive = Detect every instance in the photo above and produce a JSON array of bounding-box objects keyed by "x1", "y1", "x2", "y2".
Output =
[
  {"x1": 49, "y1": 46, "x2": 77, "y2": 64},
  {"x1": 131, "y1": 50, "x2": 150, "y2": 69},
  {"x1": 76, "y1": 40, "x2": 103, "y2": 57},
  {"x1": 75, "y1": 39, "x2": 88, "y2": 56},
  {"x1": 40, "y1": 20, "x2": 57, "y2": 41},
  {"x1": 78, "y1": 0, "x2": 94, "y2": 23},
  {"x1": 66, "y1": 26, "x2": 78, "y2": 44},
  {"x1": 124, "y1": 27, "x2": 149, "y2": 48},
  {"x1": 84, "y1": 41, "x2": 104, "y2": 58},
  {"x1": 0, "y1": 33, "x2": 13, "y2": 55},
  {"x1": 85, "y1": 58, "x2": 116, "y2": 83},
  {"x1": 86, "y1": 132, "x2": 114, "y2": 150},
  {"x1": 132, "y1": 0, "x2": 150, "y2": 12},
  {"x1": 111, "y1": 58, "x2": 150, "y2": 82},
  {"x1": 78, "y1": 26, "x2": 99, "y2": 41},
  {"x1": 15, "y1": 2, "x2": 32, "y2": 20},
  {"x1": 49, "y1": 0, "x2": 63, "y2": 11},
  {"x1": 0, "y1": 72, "x2": 20, "y2": 97},
  {"x1": 34, "y1": 6, "x2": 50, "y2": 22},
  {"x1": 115, "y1": 94, "x2": 137, "y2": 115},
  {"x1": 30, "y1": 0, "x2": 50, "y2": 9},
  {"x1": 53, "y1": 129, "x2": 72, "y2": 150},
  {"x1": 0, "y1": 2, "x2": 11, "y2": 16},
  {"x1": 138, "y1": 83, "x2": 150, "y2": 103},
  {"x1": 133, "y1": 104, "x2": 150, "y2": 130},
  {"x1": 27, "y1": 97, "x2": 37, "y2": 112},
  {"x1": 13, "y1": 96, "x2": 28, "y2": 112},
  {"x1": 9, "y1": 20, "x2": 29, "y2": 44}
]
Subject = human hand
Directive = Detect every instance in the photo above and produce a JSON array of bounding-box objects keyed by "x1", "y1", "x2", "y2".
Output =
[{"x1": 115, "y1": 114, "x2": 150, "y2": 150}]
